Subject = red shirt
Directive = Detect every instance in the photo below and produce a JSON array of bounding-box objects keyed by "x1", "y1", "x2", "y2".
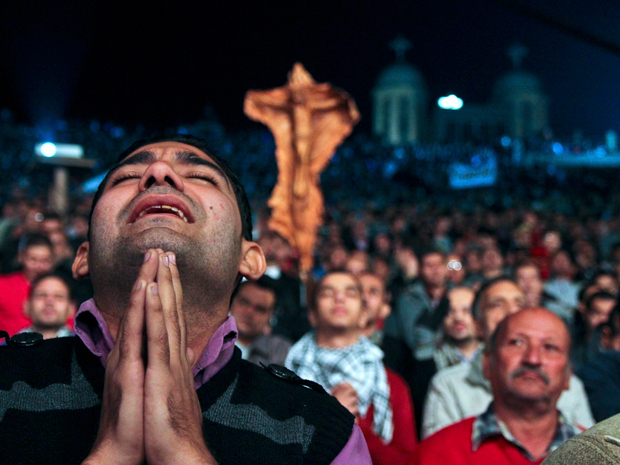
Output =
[
  {"x1": 412, "y1": 417, "x2": 544, "y2": 465},
  {"x1": 0, "y1": 272, "x2": 31, "y2": 336},
  {"x1": 359, "y1": 368, "x2": 417, "y2": 465}
]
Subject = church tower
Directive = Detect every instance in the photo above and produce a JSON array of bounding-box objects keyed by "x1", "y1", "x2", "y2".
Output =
[
  {"x1": 493, "y1": 44, "x2": 549, "y2": 139},
  {"x1": 372, "y1": 37, "x2": 428, "y2": 144}
]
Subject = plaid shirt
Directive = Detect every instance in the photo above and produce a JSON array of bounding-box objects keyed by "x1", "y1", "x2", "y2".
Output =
[{"x1": 472, "y1": 402, "x2": 582, "y2": 461}]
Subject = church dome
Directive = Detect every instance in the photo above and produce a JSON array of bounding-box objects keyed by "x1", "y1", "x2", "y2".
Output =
[
  {"x1": 376, "y1": 62, "x2": 426, "y2": 89},
  {"x1": 493, "y1": 70, "x2": 542, "y2": 98}
]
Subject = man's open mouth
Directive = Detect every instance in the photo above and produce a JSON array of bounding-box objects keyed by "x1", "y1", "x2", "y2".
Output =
[
  {"x1": 128, "y1": 197, "x2": 194, "y2": 224},
  {"x1": 137, "y1": 205, "x2": 188, "y2": 222}
]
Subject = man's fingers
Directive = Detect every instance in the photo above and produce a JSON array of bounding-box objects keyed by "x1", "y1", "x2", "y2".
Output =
[
  {"x1": 116, "y1": 278, "x2": 147, "y2": 361},
  {"x1": 138, "y1": 249, "x2": 159, "y2": 284},
  {"x1": 145, "y1": 281, "x2": 170, "y2": 367},
  {"x1": 167, "y1": 252, "x2": 187, "y2": 352},
  {"x1": 155, "y1": 252, "x2": 182, "y2": 353}
]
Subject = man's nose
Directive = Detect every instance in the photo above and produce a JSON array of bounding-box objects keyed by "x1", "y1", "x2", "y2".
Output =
[
  {"x1": 139, "y1": 161, "x2": 185, "y2": 191},
  {"x1": 523, "y1": 343, "x2": 541, "y2": 366}
]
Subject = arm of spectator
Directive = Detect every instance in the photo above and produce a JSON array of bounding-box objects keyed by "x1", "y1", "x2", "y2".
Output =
[
  {"x1": 331, "y1": 382, "x2": 360, "y2": 417},
  {"x1": 557, "y1": 374, "x2": 595, "y2": 428},
  {"x1": 358, "y1": 369, "x2": 417, "y2": 465},
  {"x1": 421, "y1": 371, "x2": 462, "y2": 439}
]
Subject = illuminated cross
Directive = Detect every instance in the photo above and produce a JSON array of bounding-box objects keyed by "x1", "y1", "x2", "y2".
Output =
[
  {"x1": 508, "y1": 43, "x2": 528, "y2": 69},
  {"x1": 390, "y1": 36, "x2": 412, "y2": 61}
]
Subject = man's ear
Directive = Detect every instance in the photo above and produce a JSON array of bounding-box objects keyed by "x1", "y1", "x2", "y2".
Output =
[
  {"x1": 563, "y1": 364, "x2": 572, "y2": 391},
  {"x1": 308, "y1": 309, "x2": 317, "y2": 328},
  {"x1": 482, "y1": 352, "x2": 491, "y2": 381},
  {"x1": 378, "y1": 303, "x2": 391, "y2": 321},
  {"x1": 67, "y1": 301, "x2": 77, "y2": 319},
  {"x1": 238, "y1": 240, "x2": 267, "y2": 280},
  {"x1": 358, "y1": 306, "x2": 370, "y2": 330},
  {"x1": 72, "y1": 242, "x2": 90, "y2": 280}
]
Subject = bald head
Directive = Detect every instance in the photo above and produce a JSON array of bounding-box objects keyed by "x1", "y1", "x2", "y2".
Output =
[
  {"x1": 489, "y1": 307, "x2": 571, "y2": 356},
  {"x1": 484, "y1": 307, "x2": 572, "y2": 411}
]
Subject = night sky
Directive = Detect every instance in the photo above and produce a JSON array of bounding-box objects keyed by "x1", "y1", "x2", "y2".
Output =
[{"x1": 0, "y1": 0, "x2": 619, "y2": 139}]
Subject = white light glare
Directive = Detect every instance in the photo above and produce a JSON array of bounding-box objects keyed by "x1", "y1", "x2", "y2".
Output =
[
  {"x1": 40, "y1": 142, "x2": 57, "y2": 157},
  {"x1": 437, "y1": 94, "x2": 463, "y2": 110}
]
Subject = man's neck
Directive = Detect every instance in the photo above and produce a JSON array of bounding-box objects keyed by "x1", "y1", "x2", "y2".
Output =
[
  {"x1": 96, "y1": 296, "x2": 229, "y2": 369},
  {"x1": 315, "y1": 327, "x2": 361, "y2": 349},
  {"x1": 483, "y1": 269, "x2": 502, "y2": 280},
  {"x1": 525, "y1": 292, "x2": 542, "y2": 308},
  {"x1": 494, "y1": 401, "x2": 559, "y2": 460},
  {"x1": 425, "y1": 283, "x2": 445, "y2": 302},
  {"x1": 30, "y1": 326, "x2": 62, "y2": 340},
  {"x1": 236, "y1": 333, "x2": 258, "y2": 347},
  {"x1": 453, "y1": 337, "x2": 480, "y2": 359}
]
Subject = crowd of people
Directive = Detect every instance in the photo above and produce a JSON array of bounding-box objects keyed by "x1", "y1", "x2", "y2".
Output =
[{"x1": 1, "y1": 117, "x2": 620, "y2": 463}]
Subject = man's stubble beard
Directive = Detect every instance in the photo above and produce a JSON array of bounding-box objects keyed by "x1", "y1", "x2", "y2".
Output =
[{"x1": 89, "y1": 227, "x2": 241, "y2": 320}]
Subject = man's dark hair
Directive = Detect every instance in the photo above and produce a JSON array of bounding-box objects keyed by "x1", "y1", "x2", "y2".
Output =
[
  {"x1": 29, "y1": 272, "x2": 74, "y2": 301},
  {"x1": 419, "y1": 247, "x2": 445, "y2": 262},
  {"x1": 309, "y1": 271, "x2": 362, "y2": 311},
  {"x1": 42, "y1": 212, "x2": 63, "y2": 222},
  {"x1": 472, "y1": 276, "x2": 517, "y2": 320},
  {"x1": 513, "y1": 259, "x2": 541, "y2": 277},
  {"x1": 88, "y1": 134, "x2": 253, "y2": 242},
  {"x1": 237, "y1": 276, "x2": 277, "y2": 297},
  {"x1": 19, "y1": 233, "x2": 52, "y2": 254},
  {"x1": 585, "y1": 291, "x2": 616, "y2": 313}
]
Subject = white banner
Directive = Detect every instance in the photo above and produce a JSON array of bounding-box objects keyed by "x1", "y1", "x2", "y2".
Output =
[{"x1": 448, "y1": 150, "x2": 497, "y2": 189}]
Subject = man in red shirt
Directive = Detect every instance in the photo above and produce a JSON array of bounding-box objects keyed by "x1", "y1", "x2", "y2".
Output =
[
  {"x1": 0, "y1": 234, "x2": 54, "y2": 335},
  {"x1": 413, "y1": 307, "x2": 582, "y2": 465}
]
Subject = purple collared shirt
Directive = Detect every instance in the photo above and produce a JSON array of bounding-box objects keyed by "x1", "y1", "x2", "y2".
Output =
[{"x1": 74, "y1": 299, "x2": 371, "y2": 464}]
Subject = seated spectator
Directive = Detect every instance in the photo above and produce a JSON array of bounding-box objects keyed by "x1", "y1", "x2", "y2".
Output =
[
  {"x1": 20, "y1": 273, "x2": 75, "y2": 339},
  {"x1": 591, "y1": 269, "x2": 619, "y2": 296},
  {"x1": 385, "y1": 248, "x2": 450, "y2": 434},
  {"x1": 434, "y1": 286, "x2": 481, "y2": 371},
  {"x1": 229, "y1": 278, "x2": 291, "y2": 367},
  {"x1": 0, "y1": 233, "x2": 54, "y2": 336},
  {"x1": 422, "y1": 277, "x2": 593, "y2": 438},
  {"x1": 257, "y1": 231, "x2": 306, "y2": 342},
  {"x1": 359, "y1": 271, "x2": 391, "y2": 345},
  {"x1": 414, "y1": 307, "x2": 583, "y2": 464},
  {"x1": 286, "y1": 271, "x2": 417, "y2": 465},
  {"x1": 544, "y1": 250, "x2": 579, "y2": 324},
  {"x1": 385, "y1": 248, "x2": 449, "y2": 363},
  {"x1": 514, "y1": 260, "x2": 567, "y2": 322},
  {"x1": 345, "y1": 250, "x2": 370, "y2": 276},
  {"x1": 446, "y1": 253, "x2": 467, "y2": 287},
  {"x1": 577, "y1": 302, "x2": 620, "y2": 422},
  {"x1": 571, "y1": 291, "x2": 616, "y2": 371},
  {"x1": 481, "y1": 247, "x2": 505, "y2": 281}
]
